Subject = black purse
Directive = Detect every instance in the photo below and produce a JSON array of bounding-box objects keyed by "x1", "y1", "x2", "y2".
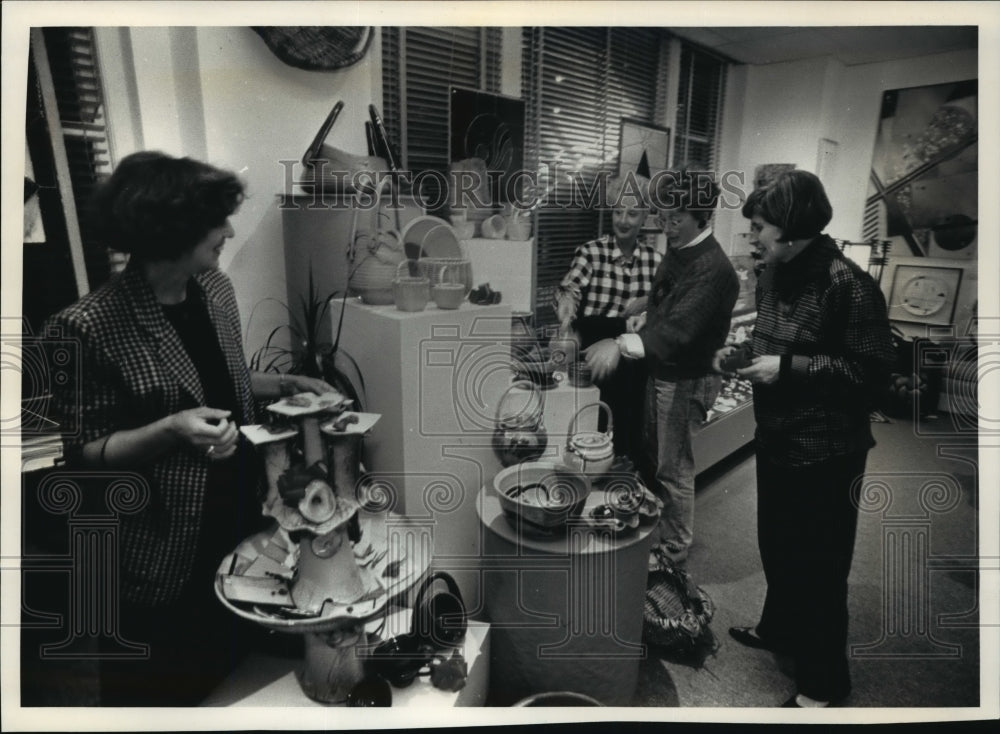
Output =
[{"x1": 411, "y1": 571, "x2": 467, "y2": 648}]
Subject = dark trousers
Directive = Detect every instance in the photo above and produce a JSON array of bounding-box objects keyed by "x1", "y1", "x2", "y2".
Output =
[
  {"x1": 754, "y1": 447, "x2": 867, "y2": 702},
  {"x1": 577, "y1": 315, "x2": 648, "y2": 466}
]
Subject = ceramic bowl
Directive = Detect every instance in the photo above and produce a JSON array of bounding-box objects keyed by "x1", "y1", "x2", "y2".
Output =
[
  {"x1": 393, "y1": 276, "x2": 430, "y2": 312},
  {"x1": 480, "y1": 214, "x2": 507, "y2": 239},
  {"x1": 493, "y1": 461, "x2": 589, "y2": 533},
  {"x1": 505, "y1": 216, "x2": 532, "y2": 240},
  {"x1": 415, "y1": 258, "x2": 473, "y2": 296},
  {"x1": 401, "y1": 216, "x2": 463, "y2": 260},
  {"x1": 432, "y1": 283, "x2": 466, "y2": 309}
]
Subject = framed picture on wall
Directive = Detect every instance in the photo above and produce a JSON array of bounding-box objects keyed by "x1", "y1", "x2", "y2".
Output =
[
  {"x1": 887, "y1": 264, "x2": 963, "y2": 326},
  {"x1": 618, "y1": 118, "x2": 670, "y2": 180},
  {"x1": 449, "y1": 87, "x2": 525, "y2": 205}
]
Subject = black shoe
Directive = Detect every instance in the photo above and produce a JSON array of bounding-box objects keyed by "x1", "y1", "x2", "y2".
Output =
[{"x1": 728, "y1": 626, "x2": 781, "y2": 652}]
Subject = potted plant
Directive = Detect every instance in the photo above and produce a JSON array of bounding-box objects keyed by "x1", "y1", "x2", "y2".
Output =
[{"x1": 248, "y1": 263, "x2": 366, "y2": 411}]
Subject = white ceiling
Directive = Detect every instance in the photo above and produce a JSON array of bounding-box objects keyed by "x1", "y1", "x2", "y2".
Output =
[{"x1": 669, "y1": 26, "x2": 977, "y2": 66}]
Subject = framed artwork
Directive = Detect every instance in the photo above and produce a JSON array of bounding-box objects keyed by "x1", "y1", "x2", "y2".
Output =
[
  {"x1": 449, "y1": 87, "x2": 525, "y2": 204},
  {"x1": 864, "y1": 79, "x2": 978, "y2": 259},
  {"x1": 618, "y1": 118, "x2": 670, "y2": 180},
  {"x1": 887, "y1": 264, "x2": 963, "y2": 326}
]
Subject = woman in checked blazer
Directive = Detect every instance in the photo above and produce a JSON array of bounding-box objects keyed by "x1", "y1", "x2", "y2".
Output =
[{"x1": 46, "y1": 151, "x2": 331, "y2": 705}]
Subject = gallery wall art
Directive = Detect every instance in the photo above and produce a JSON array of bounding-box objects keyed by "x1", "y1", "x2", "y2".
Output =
[{"x1": 864, "y1": 79, "x2": 978, "y2": 260}]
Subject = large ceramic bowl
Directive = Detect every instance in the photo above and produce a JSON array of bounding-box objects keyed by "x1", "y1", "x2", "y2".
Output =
[
  {"x1": 400, "y1": 216, "x2": 464, "y2": 260},
  {"x1": 493, "y1": 461, "x2": 589, "y2": 534}
]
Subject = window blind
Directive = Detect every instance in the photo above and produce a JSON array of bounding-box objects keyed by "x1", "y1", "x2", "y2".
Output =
[
  {"x1": 41, "y1": 27, "x2": 114, "y2": 286},
  {"x1": 673, "y1": 42, "x2": 728, "y2": 171},
  {"x1": 381, "y1": 27, "x2": 501, "y2": 213},
  {"x1": 522, "y1": 27, "x2": 665, "y2": 327}
]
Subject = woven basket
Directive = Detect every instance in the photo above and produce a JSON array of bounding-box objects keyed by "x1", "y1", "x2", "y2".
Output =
[
  {"x1": 643, "y1": 546, "x2": 715, "y2": 651},
  {"x1": 252, "y1": 27, "x2": 373, "y2": 71}
]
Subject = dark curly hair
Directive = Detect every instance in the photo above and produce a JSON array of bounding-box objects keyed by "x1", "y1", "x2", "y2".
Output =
[
  {"x1": 91, "y1": 151, "x2": 245, "y2": 261},
  {"x1": 741, "y1": 170, "x2": 832, "y2": 242}
]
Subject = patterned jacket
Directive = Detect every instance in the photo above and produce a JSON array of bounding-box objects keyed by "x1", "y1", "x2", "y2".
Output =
[
  {"x1": 750, "y1": 235, "x2": 895, "y2": 466},
  {"x1": 46, "y1": 265, "x2": 256, "y2": 605}
]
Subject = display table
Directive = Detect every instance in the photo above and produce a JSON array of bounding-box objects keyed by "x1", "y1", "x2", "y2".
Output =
[
  {"x1": 202, "y1": 609, "x2": 490, "y2": 707},
  {"x1": 477, "y1": 487, "x2": 657, "y2": 706}
]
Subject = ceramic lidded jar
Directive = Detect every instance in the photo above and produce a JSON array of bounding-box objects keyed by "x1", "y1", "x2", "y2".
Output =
[
  {"x1": 492, "y1": 380, "x2": 548, "y2": 467},
  {"x1": 563, "y1": 401, "x2": 615, "y2": 477}
]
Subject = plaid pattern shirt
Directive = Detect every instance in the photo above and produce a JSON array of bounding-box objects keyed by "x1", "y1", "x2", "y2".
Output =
[
  {"x1": 750, "y1": 236, "x2": 895, "y2": 467},
  {"x1": 46, "y1": 265, "x2": 257, "y2": 605},
  {"x1": 557, "y1": 235, "x2": 661, "y2": 318}
]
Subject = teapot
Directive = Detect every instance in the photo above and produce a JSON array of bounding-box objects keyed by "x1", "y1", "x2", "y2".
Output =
[
  {"x1": 563, "y1": 401, "x2": 614, "y2": 477},
  {"x1": 492, "y1": 380, "x2": 548, "y2": 467}
]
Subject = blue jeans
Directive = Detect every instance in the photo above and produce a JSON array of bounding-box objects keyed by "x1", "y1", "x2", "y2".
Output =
[{"x1": 644, "y1": 374, "x2": 721, "y2": 564}]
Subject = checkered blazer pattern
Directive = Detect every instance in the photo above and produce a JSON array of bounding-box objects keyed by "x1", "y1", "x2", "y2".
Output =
[
  {"x1": 46, "y1": 266, "x2": 257, "y2": 605},
  {"x1": 557, "y1": 235, "x2": 661, "y2": 318},
  {"x1": 750, "y1": 235, "x2": 896, "y2": 466}
]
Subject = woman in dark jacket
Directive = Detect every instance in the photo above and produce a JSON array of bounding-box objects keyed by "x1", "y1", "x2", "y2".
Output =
[
  {"x1": 717, "y1": 170, "x2": 895, "y2": 707},
  {"x1": 46, "y1": 151, "x2": 331, "y2": 705}
]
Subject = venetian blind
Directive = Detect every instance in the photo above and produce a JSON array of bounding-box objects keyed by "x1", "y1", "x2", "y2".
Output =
[
  {"x1": 381, "y1": 27, "x2": 501, "y2": 213},
  {"x1": 522, "y1": 27, "x2": 666, "y2": 327},
  {"x1": 40, "y1": 27, "x2": 114, "y2": 287},
  {"x1": 673, "y1": 41, "x2": 728, "y2": 171}
]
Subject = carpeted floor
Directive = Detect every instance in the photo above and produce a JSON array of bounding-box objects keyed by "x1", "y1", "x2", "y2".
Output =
[{"x1": 634, "y1": 412, "x2": 982, "y2": 708}]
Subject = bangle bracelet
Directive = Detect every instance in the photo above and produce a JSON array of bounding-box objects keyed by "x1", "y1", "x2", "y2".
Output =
[
  {"x1": 99, "y1": 434, "x2": 112, "y2": 467},
  {"x1": 279, "y1": 373, "x2": 287, "y2": 396}
]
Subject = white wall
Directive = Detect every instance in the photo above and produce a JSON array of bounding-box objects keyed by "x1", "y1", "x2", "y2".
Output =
[
  {"x1": 717, "y1": 47, "x2": 979, "y2": 338},
  {"x1": 97, "y1": 26, "x2": 383, "y2": 356}
]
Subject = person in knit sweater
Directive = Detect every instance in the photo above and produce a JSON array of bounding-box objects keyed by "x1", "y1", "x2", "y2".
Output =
[
  {"x1": 590, "y1": 167, "x2": 738, "y2": 566},
  {"x1": 720, "y1": 170, "x2": 894, "y2": 708}
]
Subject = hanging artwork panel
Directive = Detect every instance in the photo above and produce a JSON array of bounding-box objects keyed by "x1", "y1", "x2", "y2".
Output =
[{"x1": 864, "y1": 79, "x2": 978, "y2": 260}]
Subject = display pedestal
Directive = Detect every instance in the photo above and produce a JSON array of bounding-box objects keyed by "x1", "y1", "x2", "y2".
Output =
[
  {"x1": 477, "y1": 487, "x2": 656, "y2": 706},
  {"x1": 330, "y1": 299, "x2": 513, "y2": 610},
  {"x1": 461, "y1": 237, "x2": 535, "y2": 312}
]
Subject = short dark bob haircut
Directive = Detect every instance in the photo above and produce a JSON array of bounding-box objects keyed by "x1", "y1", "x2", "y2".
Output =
[
  {"x1": 741, "y1": 169, "x2": 832, "y2": 242},
  {"x1": 652, "y1": 163, "x2": 720, "y2": 227},
  {"x1": 91, "y1": 151, "x2": 244, "y2": 261}
]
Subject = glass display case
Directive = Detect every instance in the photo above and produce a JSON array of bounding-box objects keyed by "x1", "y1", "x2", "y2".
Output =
[{"x1": 692, "y1": 309, "x2": 756, "y2": 474}]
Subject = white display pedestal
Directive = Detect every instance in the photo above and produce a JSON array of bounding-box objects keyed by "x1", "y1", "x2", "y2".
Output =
[
  {"x1": 461, "y1": 238, "x2": 535, "y2": 313},
  {"x1": 330, "y1": 299, "x2": 513, "y2": 611}
]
